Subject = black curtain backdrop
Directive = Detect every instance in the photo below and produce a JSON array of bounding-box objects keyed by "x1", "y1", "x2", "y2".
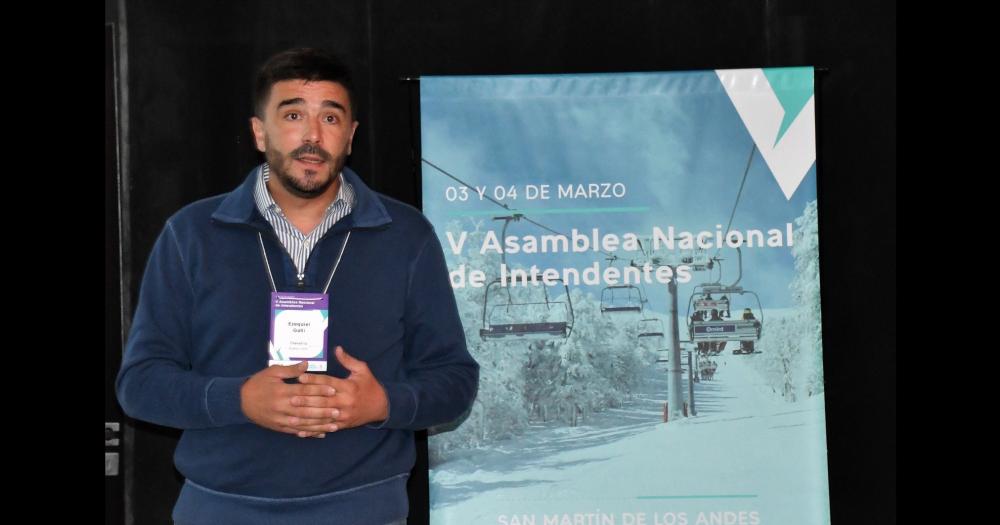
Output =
[{"x1": 106, "y1": 1, "x2": 895, "y2": 523}]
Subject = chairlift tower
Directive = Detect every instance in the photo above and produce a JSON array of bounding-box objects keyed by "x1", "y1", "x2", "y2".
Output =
[{"x1": 632, "y1": 246, "x2": 712, "y2": 421}]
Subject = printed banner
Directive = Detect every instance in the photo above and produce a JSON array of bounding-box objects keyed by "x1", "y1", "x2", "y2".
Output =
[{"x1": 421, "y1": 68, "x2": 829, "y2": 525}]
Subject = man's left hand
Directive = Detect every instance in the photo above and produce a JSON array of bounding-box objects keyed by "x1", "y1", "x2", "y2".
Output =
[{"x1": 293, "y1": 346, "x2": 390, "y2": 432}]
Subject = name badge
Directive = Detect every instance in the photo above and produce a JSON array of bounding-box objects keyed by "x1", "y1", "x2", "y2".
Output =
[{"x1": 269, "y1": 292, "x2": 329, "y2": 371}]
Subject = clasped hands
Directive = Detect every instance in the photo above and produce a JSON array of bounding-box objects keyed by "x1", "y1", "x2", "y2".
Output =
[{"x1": 240, "y1": 346, "x2": 389, "y2": 438}]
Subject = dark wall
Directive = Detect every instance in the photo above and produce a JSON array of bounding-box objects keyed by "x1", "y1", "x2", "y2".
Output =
[
  {"x1": 108, "y1": 1, "x2": 895, "y2": 523},
  {"x1": 121, "y1": 0, "x2": 374, "y2": 286}
]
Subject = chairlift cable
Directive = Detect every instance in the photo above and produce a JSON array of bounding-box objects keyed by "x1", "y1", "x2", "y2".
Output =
[
  {"x1": 423, "y1": 158, "x2": 618, "y2": 259},
  {"x1": 421, "y1": 158, "x2": 512, "y2": 211},
  {"x1": 714, "y1": 144, "x2": 757, "y2": 260}
]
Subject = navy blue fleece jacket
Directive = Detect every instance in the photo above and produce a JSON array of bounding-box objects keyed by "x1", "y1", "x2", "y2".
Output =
[{"x1": 116, "y1": 165, "x2": 478, "y2": 524}]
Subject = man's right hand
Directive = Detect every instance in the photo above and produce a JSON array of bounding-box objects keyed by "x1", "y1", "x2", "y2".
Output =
[{"x1": 240, "y1": 362, "x2": 338, "y2": 438}]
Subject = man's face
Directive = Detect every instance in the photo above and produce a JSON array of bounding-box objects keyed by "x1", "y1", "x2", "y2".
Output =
[{"x1": 251, "y1": 79, "x2": 359, "y2": 199}]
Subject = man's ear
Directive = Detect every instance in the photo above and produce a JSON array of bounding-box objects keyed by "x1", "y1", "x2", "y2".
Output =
[
  {"x1": 251, "y1": 117, "x2": 267, "y2": 153},
  {"x1": 347, "y1": 120, "x2": 359, "y2": 156}
]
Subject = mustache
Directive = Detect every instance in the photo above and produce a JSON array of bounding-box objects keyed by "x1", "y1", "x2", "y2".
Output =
[{"x1": 291, "y1": 144, "x2": 331, "y2": 161}]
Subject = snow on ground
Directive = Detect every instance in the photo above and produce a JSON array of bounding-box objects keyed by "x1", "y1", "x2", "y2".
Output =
[{"x1": 431, "y1": 354, "x2": 830, "y2": 525}]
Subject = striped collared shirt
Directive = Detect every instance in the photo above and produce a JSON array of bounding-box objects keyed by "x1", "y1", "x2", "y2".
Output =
[{"x1": 253, "y1": 163, "x2": 355, "y2": 280}]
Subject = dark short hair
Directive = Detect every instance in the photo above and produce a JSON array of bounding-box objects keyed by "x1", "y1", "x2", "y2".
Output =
[{"x1": 253, "y1": 47, "x2": 356, "y2": 119}]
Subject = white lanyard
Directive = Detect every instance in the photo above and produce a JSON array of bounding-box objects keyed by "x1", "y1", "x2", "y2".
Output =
[{"x1": 257, "y1": 231, "x2": 351, "y2": 293}]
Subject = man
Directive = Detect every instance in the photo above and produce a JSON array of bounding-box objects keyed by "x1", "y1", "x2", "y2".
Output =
[{"x1": 116, "y1": 48, "x2": 479, "y2": 525}]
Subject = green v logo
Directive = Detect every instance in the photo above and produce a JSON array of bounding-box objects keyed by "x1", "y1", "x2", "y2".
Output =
[{"x1": 716, "y1": 67, "x2": 816, "y2": 200}]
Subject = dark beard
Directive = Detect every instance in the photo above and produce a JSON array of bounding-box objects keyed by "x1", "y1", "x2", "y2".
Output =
[{"x1": 265, "y1": 144, "x2": 343, "y2": 199}]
